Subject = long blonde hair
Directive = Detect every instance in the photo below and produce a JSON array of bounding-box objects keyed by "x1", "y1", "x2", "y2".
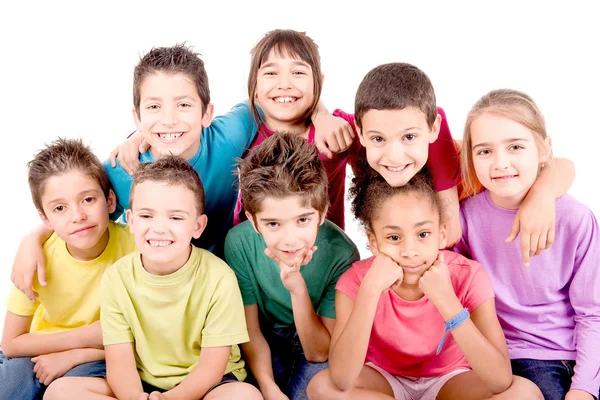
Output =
[{"x1": 461, "y1": 89, "x2": 549, "y2": 197}]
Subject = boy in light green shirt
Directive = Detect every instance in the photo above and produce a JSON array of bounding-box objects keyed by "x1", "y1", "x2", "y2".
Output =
[{"x1": 46, "y1": 156, "x2": 261, "y2": 400}]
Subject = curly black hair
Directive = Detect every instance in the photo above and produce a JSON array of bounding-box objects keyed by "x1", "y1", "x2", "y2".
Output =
[{"x1": 349, "y1": 156, "x2": 442, "y2": 231}]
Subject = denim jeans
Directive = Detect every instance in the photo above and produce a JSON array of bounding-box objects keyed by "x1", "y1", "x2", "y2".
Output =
[
  {"x1": 511, "y1": 358, "x2": 599, "y2": 400},
  {"x1": 264, "y1": 326, "x2": 328, "y2": 400},
  {"x1": 0, "y1": 350, "x2": 106, "y2": 400}
]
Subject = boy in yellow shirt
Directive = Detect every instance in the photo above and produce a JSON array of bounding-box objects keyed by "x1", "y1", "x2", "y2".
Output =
[
  {"x1": 0, "y1": 138, "x2": 136, "y2": 400},
  {"x1": 45, "y1": 156, "x2": 261, "y2": 400}
]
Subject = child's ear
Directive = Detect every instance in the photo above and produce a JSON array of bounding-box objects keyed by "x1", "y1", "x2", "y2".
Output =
[
  {"x1": 438, "y1": 223, "x2": 448, "y2": 250},
  {"x1": 366, "y1": 230, "x2": 380, "y2": 255},
  {"x1": 132, "y1": 108, "x2": 142, "y2": 132},
  {"x1": 245, "y1": 211, "x2": 260, "y2": 234},
  {"x1": 192, "y1": 214, "x2": 208, "y2": 239},
  {"x1": 319, "y1": 206, "x2": 329, "y2": 226},
  {"x1": 540, "y1": 136, "x2": 553, "y2": 163},
  {"x1": 201, "y1": 103, "x2": 215, "y2": 128},
  {"x1": 357, "y1": 125, "x2": 367, "y2": 147},
  {"x1": 38, "y1": 210, "x2": 53, "y2": 231},
  {"x1": 106, "y1": 189, "x2": 117, "y2": 214},
  {"x1": 125, "y1": 209, "x2": 134, "y2": 232},
  {"x1": 429, "y1": 113, "x2": 442, "y2": 144}
]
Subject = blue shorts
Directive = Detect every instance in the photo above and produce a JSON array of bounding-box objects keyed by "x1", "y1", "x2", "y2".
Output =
[{"x1": 0, "y1": 350, "x2": 106, "y2": 400}]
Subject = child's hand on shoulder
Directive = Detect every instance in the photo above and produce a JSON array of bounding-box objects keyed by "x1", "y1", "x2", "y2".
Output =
[
  {"x1": 265, "y1": 247, "x2": 316, "y2": 295},
  {"x1": 363, "y1": 253, "x2": 404, "y2": 294},
  {"x1": 506, "y1": 186, "x2": 556, "y2": 266},
  {"x1": 313, "y1": 113, "x2": 354, "y2": 159},
  {"x1": 419, "y1": 253, "x2": 460, "y2": 313},
  {"x1": 565, "y1": 389, "x2": 595, "y2": 400}
]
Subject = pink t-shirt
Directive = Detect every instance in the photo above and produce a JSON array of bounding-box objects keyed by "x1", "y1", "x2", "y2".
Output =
[
  {"x1": 233, "y1": 107, "x2": 461, "y2": 229},
  {"x1": 336, "y1": 250, "x2": 494, "y2": 377}
]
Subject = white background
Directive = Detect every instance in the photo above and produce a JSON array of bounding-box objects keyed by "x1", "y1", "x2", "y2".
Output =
[{"x1": 0, "y1": 1, "x2": 598, "y2": 334}]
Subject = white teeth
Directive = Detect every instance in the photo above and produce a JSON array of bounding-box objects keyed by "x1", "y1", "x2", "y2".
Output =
[
  {"x1": 274, "y1": 97, "x2": 296, "y2": 103},
  {"x1": 148, "y1": 240, "x2": 172, "y2": 247},
  {"x1": 386, "y1": 165, "x2": 407, "y2": 172},
  {"x1": 158, "y1": 133, "x2": 182, "y2": 140}
]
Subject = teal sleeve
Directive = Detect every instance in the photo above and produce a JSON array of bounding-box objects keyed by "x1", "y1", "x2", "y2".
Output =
[
  {"x1": 317, "y1": 248, "x2": 361, "y2": 319},
  {"x1": 224, "y1": 231, "x2": 258, "y2": 306},
  {"x1": 211, "y1": 102, "x2": 258, "y2": 152}
]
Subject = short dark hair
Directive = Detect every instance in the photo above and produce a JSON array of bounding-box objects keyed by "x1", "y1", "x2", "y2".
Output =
[
  {"x1": 239, "y1": 132, "x2": 328, "y2": 216},
  {"x1": 130, "y1": 156, "x2": 205, "y2": 214},
  {"x1": 28, "y1": 138, "x2": 111, "y2": 217},
  {"x1": 248, "y1": 29, "x2": 323, "y2": 126},
  {"x1": 354, "y1": 62, "x2": 437, "y2": 130},
  {"x1": 350, "y1": 157, "x2": 442, "y2": 231},
  {"x1": 133, "y1": 43, "x2": 210, "y2": 117}
]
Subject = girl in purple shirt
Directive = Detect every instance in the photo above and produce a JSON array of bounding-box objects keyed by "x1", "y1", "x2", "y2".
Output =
[{"x1": 456, "y1": 89, "x2": 600, "y2": 400}]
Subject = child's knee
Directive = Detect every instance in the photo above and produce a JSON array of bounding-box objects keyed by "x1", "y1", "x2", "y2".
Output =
[
  {"x1": 306, "y1": 369, "x2": 340, "y2": 400},
  {"x1": 44, "y1": 378, "x2": 71, "y2": 400},
  {"x1": 508, "y1": 376, "x2": 544, "y2": 400}
]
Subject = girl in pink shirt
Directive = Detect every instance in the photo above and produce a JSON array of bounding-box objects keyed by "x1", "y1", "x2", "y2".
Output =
[{"x1": 306, "y1": 165, "x2": 542, "y2": 399}]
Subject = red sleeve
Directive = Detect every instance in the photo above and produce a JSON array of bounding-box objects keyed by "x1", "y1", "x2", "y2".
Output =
[{"x1": 426, "y1": 107, "x2": 461, "y2": 192}]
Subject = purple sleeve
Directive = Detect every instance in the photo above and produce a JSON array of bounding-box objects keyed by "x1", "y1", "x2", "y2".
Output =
[{"x1": 569, "y1": 211, "x2": 600, "y2": 395}]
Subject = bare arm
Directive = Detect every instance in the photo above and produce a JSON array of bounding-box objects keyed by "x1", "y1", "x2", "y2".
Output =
[
  {"x1": 1, "y1": 313, "x2": 102, "y2": 358},
  {"x1": 439, "y1": 298, "x2": 512, "y2": 394},
  {"x1": 12, "y1": 224, "x2": 53, "y2": 301},
  {"x1": 106, "y1": 342, "x2": 144, "y2": 400},
  {"x1": 508, "y1": 157, "x2": 576, "y2": 265},
  {"x1": 290, "y1": 284, "x2": 334, "y2": 363},
  {"x1": 241, "y1": 305, "x2": 287, "y2": 399},
  {"x1": 437, "y1": 185, "x2": 461, "y2": 247},
  {"x1": 328, "y1": 289, "x2": 378, "y2": 391},
  {"x1": 162, "y1": 346, "x2": 230, "y2": 400}
]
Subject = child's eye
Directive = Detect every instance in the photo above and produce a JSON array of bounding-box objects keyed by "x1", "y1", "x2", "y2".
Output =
[
  {"x1": 387, "y1": 235, "x2": 400, "y2": 242},
  {"x1": 170, "y1": 216, "x2": 184, "y2": 221},
  {"x1": 419, "y1": 232, "x2": 431, "y2": 239},
  {"x1": 298, "y1": 217, "x2": 311, "y2": 225},
  {"x1": 293, "y1": 71, "x2": 306, "y2": 75},
  {"x1": 53, "y1": 205, "x2": 65, "y2": 213},
  {"x1": 370, "y1": 136, "x2": 384, "y2": 144},
  {"x1": 509, "y1": 144, "x2": 524, "y2": 151},
  {"x1": 147, "y1": 104, "x2": 160, "y2": 110},
  {"x1": 403, "y1": 133, "x2": 417, "y2": 141},
  {"x1": 476, "y1": 149, "x2": 491, "y2": 156},
  {"x1": 83, "y1": 196, "x2": 95, "y2": 204},
  {"x1": 263, "y1": 71, "x2": 277, "y2": 76},
  {"x1": 179, "y1": 103, "x2": 192, "y2": 108},
  {"x1": 266, "y1": 222, "x2": 279, "y2": 229},
  {"x1": 139, "y1": 214, "x2": 152, "y2": 219}
]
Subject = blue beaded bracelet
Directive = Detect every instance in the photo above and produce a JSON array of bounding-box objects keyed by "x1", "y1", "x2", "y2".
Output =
[{"x1": 436, "y1": 308, "x2": 470, "y2": 355}]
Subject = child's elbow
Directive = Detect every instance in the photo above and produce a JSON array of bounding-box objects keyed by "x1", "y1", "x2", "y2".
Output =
[
  {"x1": 490, "y1": 372, "x2": 513, "y2": 394},
  {"x1": 305, "y1": 351, "x2": 329, "y2": 364},
  {"x1": 0, "y1": 340, "x2": 17, "y2": 358}
]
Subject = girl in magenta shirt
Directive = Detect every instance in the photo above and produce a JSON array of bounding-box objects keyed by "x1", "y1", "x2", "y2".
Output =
[
  {"x1": 306, "y1": 164, "x2": 542, "y2": 399},
  {"x1": 234, "y1": 29, "x2": 461, "y2": 230}
]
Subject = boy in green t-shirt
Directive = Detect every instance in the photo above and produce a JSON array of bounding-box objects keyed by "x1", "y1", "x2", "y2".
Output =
[
  {"x1": 224, "y1": 133, "x2": 360, "y2": 400},
  {"x1": 45, "y1": 156, "x2": 261, "y2": 400}
]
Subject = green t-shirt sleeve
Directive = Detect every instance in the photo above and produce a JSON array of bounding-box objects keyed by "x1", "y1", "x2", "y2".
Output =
[
  {"x1": 317, "y1": 248, "x2": 360, "y2": 319},
  {"x1": 224, "y1": 233, "x2": 258, "y2": 306},
  {"x1": 100, "y1": 267, "x2": 133, "y2": 346},
  {"x1": 201, "y1": 271, "x2": 250, "y2": 348}
]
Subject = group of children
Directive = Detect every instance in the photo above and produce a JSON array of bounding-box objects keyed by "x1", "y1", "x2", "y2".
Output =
[{"x1": 0, "y1": 28, "x2": 598, "y2": 400}]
